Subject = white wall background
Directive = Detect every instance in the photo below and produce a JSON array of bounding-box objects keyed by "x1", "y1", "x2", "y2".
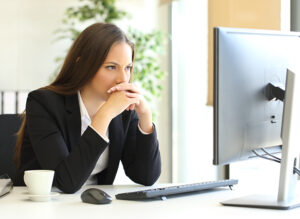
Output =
[
  {"x1": 171, "y1": 0, "x2": 217, "y2": 183},
  {"x1": 0, "y1": 0, "x2": 75, "y2": 90},
  {"x1": 0, "y1": 0, "x2": 171, "y2": 183}
]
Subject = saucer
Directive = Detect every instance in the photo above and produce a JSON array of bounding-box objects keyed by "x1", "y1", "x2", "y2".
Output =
[{"x1": 28, "y1": 192, "x2": 59, "y2": 202}]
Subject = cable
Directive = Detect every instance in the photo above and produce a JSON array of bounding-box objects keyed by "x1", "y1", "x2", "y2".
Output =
[
  {"x1": 252, "y1": 150, "x2": 280, "y2": 163},
  {"x1": 261, "y1": 148, "x2": 281, "y2": 162},
  {"x1": 262, "y1": 148, "x2": 300, "y2": 175},
  {"x1": 251, "y1": 149, "x2": 300, "y2": 176}
]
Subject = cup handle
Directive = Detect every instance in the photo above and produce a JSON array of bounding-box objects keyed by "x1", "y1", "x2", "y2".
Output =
[{"x1": 23, "y1": 173, "x2": 28, "y2": 186}]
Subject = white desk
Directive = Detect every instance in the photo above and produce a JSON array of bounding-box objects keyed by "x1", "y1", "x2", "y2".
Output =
[{"x1": 1, "y1": 184, "x2": 300, "y2": 219}]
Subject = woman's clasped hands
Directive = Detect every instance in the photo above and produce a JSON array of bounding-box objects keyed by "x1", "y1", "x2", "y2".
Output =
[
  {"x1": 106, "y1": 82, "x2": 153, "y2": 133},
  {"x1": 107, "y1": 82, "x2": 149, "y2": 114}
]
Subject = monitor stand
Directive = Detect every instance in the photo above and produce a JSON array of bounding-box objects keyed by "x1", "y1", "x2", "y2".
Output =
[
  {"x1": 222, "y1": 69, "x2": 300, "y2": 210},
  {"x1": 221, "y1": 194, "x2": 300, "y2": 210}
]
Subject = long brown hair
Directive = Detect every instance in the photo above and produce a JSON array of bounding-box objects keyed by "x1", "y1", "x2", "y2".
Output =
[{"x1": 14, "y1": 23, "x2": 135, "y2": 166}]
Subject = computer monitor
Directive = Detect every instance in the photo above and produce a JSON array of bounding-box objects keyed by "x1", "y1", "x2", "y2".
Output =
[{"x1": 213, "y1": 27, "x2": 300, "y2": 209}]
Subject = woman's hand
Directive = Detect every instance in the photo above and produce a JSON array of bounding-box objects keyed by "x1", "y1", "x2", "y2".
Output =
[
  {"x1": 103, "y1": 89, "x2": 140, "y2": 119},
  {"x1": 107, "y1": 82, "x2": 153, "y2": 133},
  {"x1": 91, "y1": 88, "x2": 140, "y2": 137}
]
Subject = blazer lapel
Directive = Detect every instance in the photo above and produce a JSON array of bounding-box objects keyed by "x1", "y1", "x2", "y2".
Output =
[{"x1": 64, "y1": 94, "x2": 81, "y2": 151}]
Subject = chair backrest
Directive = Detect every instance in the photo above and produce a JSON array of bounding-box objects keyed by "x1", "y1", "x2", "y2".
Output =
[{"x1": 0, "y1": 114, "x2": 23, "y2": 178}]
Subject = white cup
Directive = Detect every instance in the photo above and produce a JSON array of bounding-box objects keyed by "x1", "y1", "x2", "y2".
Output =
[{"x1": 24, "y1": 170, "x2": 54, "y2": 195}]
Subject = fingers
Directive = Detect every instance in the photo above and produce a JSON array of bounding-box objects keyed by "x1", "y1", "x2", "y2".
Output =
[
  {"x1": 125, "y1": 92, "x2": 140, "y2": 111},
  {"x1": 106, "y1": 83, "x2": 142, "y2": 112},
  {"x1": 107, "y1": 83, "x2": 140, "y2": 94},
  {"x1": 125, "y1": 91, "x2": 140, "y2": 99},
  {"x1": 126, "y1": 92, "x2": 139, "y2": 110},
  {"x1": 126, "y1": 104, "x2": 135, "y2": 111}
]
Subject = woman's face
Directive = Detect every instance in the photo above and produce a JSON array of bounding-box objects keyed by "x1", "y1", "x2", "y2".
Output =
[{"x1": 87, "y1": 42, "x2": 133, "y2": 101}]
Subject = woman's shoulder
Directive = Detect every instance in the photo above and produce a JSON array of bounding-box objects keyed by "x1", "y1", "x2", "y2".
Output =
[
  {"x1": 29, "y1": 88, "x2": 58, "y2": 99},
  {"x1": 26, "y1": 89, "x2": 79, "y2": 116},
  {"x1": 29, "y1": 88, "x2": 57, "y2": 96},
  {"x1": 27, "y1": 88, "x2": 69, "y2": 106}
]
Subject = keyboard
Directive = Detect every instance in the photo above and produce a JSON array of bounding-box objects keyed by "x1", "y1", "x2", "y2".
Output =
[{"x1": 115, "y1": 179, "x2": 238, "y2": 200}]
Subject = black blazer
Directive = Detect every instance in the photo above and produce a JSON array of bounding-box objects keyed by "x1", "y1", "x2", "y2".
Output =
[{"x1": 14, "y1": 89, "x2": 161, "y2": 193}]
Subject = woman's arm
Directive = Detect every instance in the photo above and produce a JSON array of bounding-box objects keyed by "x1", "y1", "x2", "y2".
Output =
[
  {"x1": 107, "y1": 83, "x2": 161, "y2": 185},
  {"x1": 121, "y1": 111, "x2": 161, "y2": 186},
  {"x1": 25, "y1": 91, "x2": 108, "y2": 193}
]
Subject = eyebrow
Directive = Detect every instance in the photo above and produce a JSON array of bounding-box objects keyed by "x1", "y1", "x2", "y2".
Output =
[{"x1": 104, "y1": 61, "x2": 133, "y2": 66}]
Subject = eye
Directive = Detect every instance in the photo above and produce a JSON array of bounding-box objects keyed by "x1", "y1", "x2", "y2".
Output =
[
  {"x1": 106, "y1": 65, "x2": 116, "y2": 70},
  {"x1": 125, "y1": 66, "x2": 133, "y2": 71}
]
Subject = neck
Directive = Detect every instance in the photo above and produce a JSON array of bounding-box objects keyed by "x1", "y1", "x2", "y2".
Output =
[{"x1": 79, "y1": 89, "x2": 105, "y2": 120}]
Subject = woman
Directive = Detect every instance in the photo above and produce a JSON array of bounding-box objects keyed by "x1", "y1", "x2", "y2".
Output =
[{"x1": 14, "y1": 23, "x2": 161, "y2": 194}]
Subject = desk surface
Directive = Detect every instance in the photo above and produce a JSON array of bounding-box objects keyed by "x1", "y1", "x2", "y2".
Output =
[{"x1": 1, "y1": 184, "x2": 300, "y2": 219}]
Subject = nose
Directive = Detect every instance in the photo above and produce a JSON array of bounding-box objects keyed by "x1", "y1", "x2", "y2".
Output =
[{"x1": 116, "y1": 69, "x2": 129, "y2": 84}]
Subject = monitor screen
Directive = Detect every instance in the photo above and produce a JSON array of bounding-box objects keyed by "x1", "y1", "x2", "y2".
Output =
[{"x1": 213, "y1": 27, "x2": 300, "y2": 165}]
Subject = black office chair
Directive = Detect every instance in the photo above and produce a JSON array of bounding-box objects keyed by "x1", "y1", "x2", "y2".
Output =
[{"x1": 0, "y1": 114, "x2": 23, "y2": 179}]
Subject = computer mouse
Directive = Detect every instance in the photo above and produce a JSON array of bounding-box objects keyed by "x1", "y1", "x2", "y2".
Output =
[{"x1": 81, "y1": 188, "x2": 112, "y2": 204}]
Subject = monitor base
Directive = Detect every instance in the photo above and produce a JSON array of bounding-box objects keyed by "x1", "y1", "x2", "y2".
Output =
[{"x1": 221, "y1": 194, "x2": 300, "y2": 210}]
